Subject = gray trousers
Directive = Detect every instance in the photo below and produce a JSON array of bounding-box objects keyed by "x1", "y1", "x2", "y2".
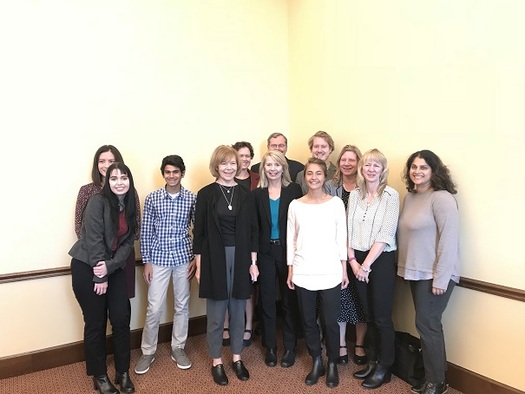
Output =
[
  {"x1": 206, "y1": 246, "x2": 247, "y2": 358},
  {"x1": 410, "y1": 279, "x2": 455, "y2": 383}
]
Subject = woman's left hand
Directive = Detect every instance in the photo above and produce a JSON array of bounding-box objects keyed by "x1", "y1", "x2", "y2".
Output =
[
  {"x1": 93, "y1": 261, "x2": 107, "y2": 278},
  {"x1": 432, "y1": 287, "x2": 445, "y2": 296},
  {"x1": 249, "y1": 265, "x2": 259, "y2": 283},
  {"x1": 94, "y1": 282, "x2": 108, "y2": 295},
  {"x1": 341, "y1": 272, "x2": 349, "y2": 289},
  {"x1": 356, "y1": 268, "x2": 369, "y2": 284}
]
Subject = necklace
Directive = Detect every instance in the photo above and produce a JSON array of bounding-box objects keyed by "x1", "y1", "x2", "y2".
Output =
[{"x1": 218, "y1": 184, "x2": 235, "y2": 210}]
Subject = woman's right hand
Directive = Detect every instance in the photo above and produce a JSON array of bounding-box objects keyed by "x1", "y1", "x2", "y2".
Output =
[
  {"x1": 286, "y1": 266, "x2": 294, "y2": 290},
  {"x1": 94, "y1": 282, "x2": 108, "y2": 295},
  {"x1": 349, "y1": 259, "x2": 361, "y2": 276},
  {"x1": 195, "y1": 255, "x2": 201, "y2": 284}
]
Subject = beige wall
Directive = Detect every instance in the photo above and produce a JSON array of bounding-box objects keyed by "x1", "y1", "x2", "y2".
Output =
[
  {"x1": 287, "y1": 0, "x2": 525, "y2": 391},
  {"x1": 1, "y1": 1, "x2": 524, "y2": 391},
  {"x1": 0, "y1": 0, "x2": 288, "y2": 354}
]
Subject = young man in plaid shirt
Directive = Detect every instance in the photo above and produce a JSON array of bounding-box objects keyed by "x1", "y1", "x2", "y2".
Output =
[{"x1": 135, "y1": 155, "x2": 197, "y2": 374}]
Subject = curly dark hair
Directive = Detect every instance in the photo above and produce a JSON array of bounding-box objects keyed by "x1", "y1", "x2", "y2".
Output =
[
  {"x1": 403, "y1": 150, "x2": 457, "y2": 194},
  {"x1": 232, "y1": 141, "x2": 254, "y2": 158}
]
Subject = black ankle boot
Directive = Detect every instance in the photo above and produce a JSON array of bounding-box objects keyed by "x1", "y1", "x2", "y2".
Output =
[
  {"x1": 353, "y1": 360, "x2": 377, "y2": 379},
  {"x1": 305, "y1": 356, "x2": 325, "y2": 385},
  {"x1": 362, "y1": 363, "x2": 391, "y2": 389},
  {"x1": 115, "y1": 371, "x2": 135, "y2": 393},
  {"x1": 93, "y1": 375, "x2": 119, "y2": 394},
  {"x1": 325, "y1": 361, "x2": 339, "y2": 388}
]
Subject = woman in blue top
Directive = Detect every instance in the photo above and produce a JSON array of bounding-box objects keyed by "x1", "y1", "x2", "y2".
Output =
[{"x1": 252, "y1": 151, "x2": 302, "y2": 368}]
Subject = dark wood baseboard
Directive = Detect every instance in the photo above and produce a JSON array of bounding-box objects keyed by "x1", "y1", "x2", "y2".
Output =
[
  {"x1": 0, "y1": 316, "x2": 521, "y2": 394},
  {"x1": 0, "y1": 315, "x2": 207, "y2": 380},
  {"x1": 447, "y1": 362, "x2": 523, "y2": 394}
]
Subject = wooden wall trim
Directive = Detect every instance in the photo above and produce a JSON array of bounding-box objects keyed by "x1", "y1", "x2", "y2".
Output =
[
  {"x1": 458, "y1": 277, "x2": 525, "y2": 302},
  {"x1": 3, "y1": 267, "x2": 524, "y2": 303},
  {"x1": 0, "y1": 266, "x2": 71, "y2": 284}
]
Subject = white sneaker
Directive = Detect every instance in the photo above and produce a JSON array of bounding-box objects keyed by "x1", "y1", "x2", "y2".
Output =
[
  {"x1": 134, "y1": 354, "x2": 155, "y2": 374},
  {"x1": 171, "y1": 348, "x2": 192, "y2": 370}
]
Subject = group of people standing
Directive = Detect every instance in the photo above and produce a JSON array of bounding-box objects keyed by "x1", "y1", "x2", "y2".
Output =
[{"x1": 69, "y1": 131, "x2": 460, "y2": 394}]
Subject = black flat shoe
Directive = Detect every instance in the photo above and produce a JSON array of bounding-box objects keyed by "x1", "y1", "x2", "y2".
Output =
[
  {"x1": 93, "y1": 375, "x2": 119, "y2": 394},
  {"x1": 353, "y1": 344, "x2": 368, "y2": 365},
  {"x1": 281, "y1": 350, "x2": 296, "y2": 368},
  {"x1": 362, "y1": 363, "x2": 391, "y2": 389},
  {"x1": 222, "y1": 328, "x2": 230, "y2": 347},
  {"x1": 232, "y1": 360, "x2": 250, "y2": 381},
  {"x1": 265, "y1": 348, "x2": 277, "y2": 367},
  {"x1": 243, "y1": 329, "x2": 253, "y2": 347},
  {"x1": 336, "y1": 345, "x2": 348, "y2": 365},
  {"x1": 353, "y1": 360, "x2": 377, "y2": 379},
  {"x1": 211, "y1": 364, "x2": 228, "y2": 386},
  {"x1": 115, "y1": 371, "x2": 135, "y2": 393}
]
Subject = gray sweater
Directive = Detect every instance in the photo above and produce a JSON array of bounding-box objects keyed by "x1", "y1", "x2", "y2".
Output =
[{"x1": 397, "y1": 190, "x2": 460, "y2": 290}]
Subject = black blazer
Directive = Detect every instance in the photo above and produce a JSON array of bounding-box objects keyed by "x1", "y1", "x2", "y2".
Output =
[
  {"x1": 69, "y1": 194, "x2": 135, "y2": 283},
  {"x1": 251, "y1": 158, "x2": 304, "y2": 183},
  {"x1": 193, "y1": 183, "x2": 256, "y2": 300},
  {"x1": 252, "y1": 182, "x2": 303, "y2": 255}
]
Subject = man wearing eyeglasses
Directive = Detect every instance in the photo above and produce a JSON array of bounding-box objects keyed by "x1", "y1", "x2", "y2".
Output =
[{"x1": 251, "y1": 133, "x2": 304, "y2": 182}]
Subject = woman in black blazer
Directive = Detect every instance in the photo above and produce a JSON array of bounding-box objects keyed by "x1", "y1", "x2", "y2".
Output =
[
  {"x1": 194, "y1": 145, "x2": 259, "y2": 386},
  {"x1": 69, "y1": 162, "x2": 138, "y2": 394},
  {"x1": 252, "y1": 151, "x2": 303, "y2": 368}
]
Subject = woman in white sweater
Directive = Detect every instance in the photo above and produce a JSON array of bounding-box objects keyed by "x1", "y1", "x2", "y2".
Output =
[
  {"x1": 397, "y1": 150, "x2": 460, "y2": 394},
  {"x1": 347, "y1": 149, "x2": 399, "y2": 390},
  {"x1": 287, "y1": 158, "x2": 349, "y2": 388}
]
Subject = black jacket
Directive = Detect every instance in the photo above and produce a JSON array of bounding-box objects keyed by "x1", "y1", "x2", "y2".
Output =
[
  {"x1": 69, "y1": 194, "x2": 135, "y2": 283},
  {"x1": 193, "y1": 183, "x2": 256, "y2": 300},
  {"x1": 252, "y1": 182, "x2": 303, "y2": 255}
]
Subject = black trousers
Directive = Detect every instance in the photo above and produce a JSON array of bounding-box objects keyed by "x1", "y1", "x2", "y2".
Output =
[
  {"x1": 296, "y1": 283, "x2": 341, "y2": 362},
  {"x1": 258, "y1": 244, "x2": 299, "y2": 351},
  {"x1": 353, "y1": 250, "x2": 396, "y2": 367},
  {"x1": 71, "y1": 258, "x2": 131, "y2": 376}
]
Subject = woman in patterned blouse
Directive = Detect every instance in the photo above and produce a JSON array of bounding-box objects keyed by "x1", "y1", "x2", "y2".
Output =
[
  {"x1": 74, "y1": 145, "x2": 140, "y2": 298},
  {"x1": 346, "y1": 149, "x2": 399, "y2": 390}
]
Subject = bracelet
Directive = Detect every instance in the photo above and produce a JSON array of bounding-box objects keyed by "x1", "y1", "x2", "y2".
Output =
[
  {"x1": 251, "y1": 260, "x2": 257, "y2": 266},
  {"x1": 361, "y1": 266, "x2": 371, "y2": 273},
  {"x1": 348, "y1": 257, "x2": 357, "y2": 262}
]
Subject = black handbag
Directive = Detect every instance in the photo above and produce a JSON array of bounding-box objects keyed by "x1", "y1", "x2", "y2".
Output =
[{"x1": 392, "y1": 331, "x2": 425, "y2": 386}]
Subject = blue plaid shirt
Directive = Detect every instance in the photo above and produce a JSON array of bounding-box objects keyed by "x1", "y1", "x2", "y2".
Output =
[{"x1": 140, "y1": 185, "x2": 196, "y2": 267}]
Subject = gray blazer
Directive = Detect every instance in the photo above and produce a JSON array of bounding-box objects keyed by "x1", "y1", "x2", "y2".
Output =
[{"x1": 69, "y1": 194, "x2": 135, "y2": 283}]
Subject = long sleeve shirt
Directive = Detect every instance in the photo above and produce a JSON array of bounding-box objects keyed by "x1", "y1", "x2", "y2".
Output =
[
  {"x1": 347, "y1": 185, "x2": 399, "y2": 252},
  {"x1": 140, "y1": 186, "x2": 196, "y2": 267},
  {"x1": 397, "y1": 190, "x2": 460, "y2": 290},
  {"x1": 287, "y1": 196, "x2": 347, "y2": 291}
]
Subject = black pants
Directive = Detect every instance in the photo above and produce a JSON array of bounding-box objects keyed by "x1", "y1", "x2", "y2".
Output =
[
  {"x1": 353, "y1": 250, "x2": 396, "y2": 367},
  {"x1": 258, "y1": 244, "x2": 299, "y2": 351},
  {"x1": 71, "y1": 258, "x2": 131, "y2": 376},
  {"x1": 296, "y1": 283, "x2": 341, "y2": 362}
]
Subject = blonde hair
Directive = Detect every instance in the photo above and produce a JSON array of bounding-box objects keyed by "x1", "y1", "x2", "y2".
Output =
[
  {"x1": 332, "y1": 144, "x2": 362, "y2": 185},
  {"x1": 258, "y1": 151, "x2": 292, "y2": 188},
  {"x1": 307, "y1": 130, "x2": 335, "y2": 152},
  {"x1": 209, "y1": 145, "x2": 241, "y2": 179},
  {"x1": 356, "y1": 148, "x2": 389, "y2": 199}
]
